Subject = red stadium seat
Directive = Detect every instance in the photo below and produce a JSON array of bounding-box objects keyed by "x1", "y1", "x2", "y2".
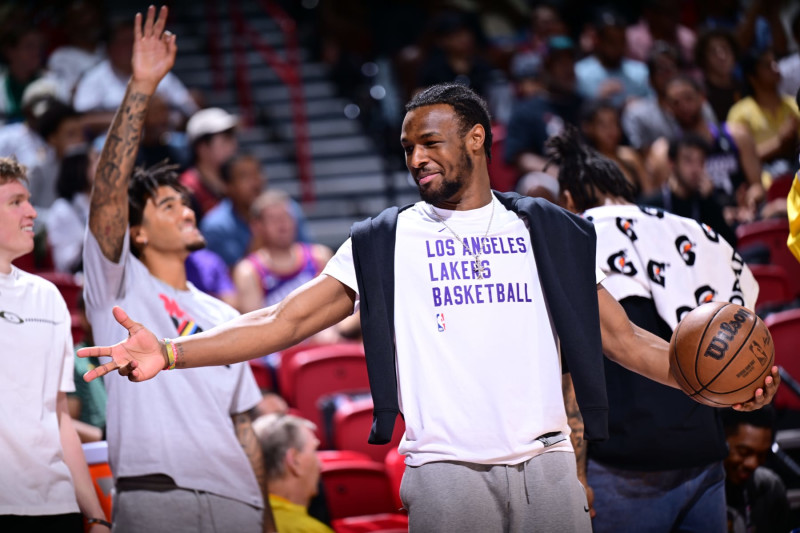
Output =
[
  {"x1": 273, "y1": 341, "x2": 322, "y2": 396},
  {"x1": 82, "y1": 441, "x2": 113, "y2": 522},
  {"x1": 737, "y1": 218, "x2": 800, "y2": 298},
  {"x1": 384, "y1": 448, "x2": 406, "y2": 511},
  {"x1": 331, "y1": 513, "x2": 409, "y2": 533},
  {"x1": 765, "y1": 308, "x2": 800, "y2": 411},
  {"x1": 767, "y1": 173, "x2": 795, "y2": 203},
  {"x1": 320, "y1": 460, "x2": 397, "y2": 520},
  {"x1": 749, "y1": 264, "x2": 792, "y2": 312},
  {"x1": 248, "y1": 358, "x2": 274, "y2": 391},
  {"x1": 318, "y1": 450, "x2": 373, "y2": 465},
  {"x1": 332, "y1": 396, "x2": 405, "y2": 462},
  {"x1": 280, "y1": 343, "x2": 370, "y2": 447},
  {"x1": 37, "y1": 271, "x2": 82, "y2": 310}
]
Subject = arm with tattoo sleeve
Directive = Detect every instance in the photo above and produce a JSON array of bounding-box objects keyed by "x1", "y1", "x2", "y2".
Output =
[{"x1": 88, "y1": 6, "x2": 177, "y2": 262}]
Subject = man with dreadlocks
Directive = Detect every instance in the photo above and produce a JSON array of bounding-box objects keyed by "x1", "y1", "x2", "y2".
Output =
[
  {"x1": 551, "y1": 125, "x2": 759, "y2": 533},
  {"x1": 81, "y1": 8, "x2": 274, "y2": 532},
  {"x1": 80, "y1": 75, "x2": 778, "y2": 530}
]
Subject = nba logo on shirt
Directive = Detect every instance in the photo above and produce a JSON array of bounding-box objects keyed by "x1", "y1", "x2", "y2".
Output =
[{"x1": 436, "y1": 313, "x2": 446, "y2": 332}]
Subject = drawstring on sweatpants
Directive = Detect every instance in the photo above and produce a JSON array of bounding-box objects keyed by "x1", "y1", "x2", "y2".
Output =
[{"x1": 522, "y1": 459, "x2": 530, "y2": 504}]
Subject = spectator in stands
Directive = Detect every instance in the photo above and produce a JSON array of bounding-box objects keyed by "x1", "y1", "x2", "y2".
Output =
[
  {"x1": 721, "y1": 407, "x2": 790, "y2": 533},
  {"x1": 648, "y1": 76, "x2": 763, "y2": 224},
  {"x1": 736, "y1": 0, "x2": 789, "y2": 60},
  {"x1": 551, "y1": 127, "x2": 757, "y2": 533},
  {"x1": 68, "y1": 293, "x2": 106, "y2": 444},
  {"x1": 179, "y1": 107, "x2": 238, "y2": 219},
  {"x1": 73, "y1": 18, "x2": 198, "y2": 131},
  {"x1": 0, "y1": 25, "x2": 45, "y2": 124},
  {"x1": 580, "y1": 99, "x2": 649, "y2": 195},
  {"x1": 0, "y1": 96, "x2": 84, "y2": 210},
  {"x1": 626, "y1": 0, "x2": 697, "y2": 67},
  {"x1": 417, "y1": 11, "x2": 494, "y2": 99},
  {"x1": 778, "y1": 12, "x2": 800, "y2": 98},
  {"x1": 516, "y1": 171, "x2": 559, "y2": 204},
  {"x1": 0, "y1": 157, "x2": 109, "y2": 531},
  {"x1": 45, "y1": 150, "x2": 91, "y2": 273},
  {"x1": 82, "y1": 8, "x2": 274, "y2": 531},
  {"x1": 507, "y1": 2, "x2": 566, "y2": 101},
  {"x1": 727, "y1": 47, "x2": 800, "y2": 174},
  {"x1": 135, "y1": 94, "x2": 187, "y2": 170},
  {"x1": 504, "y1": 36, "x2": 582, "y2": 176},
  {"x1": 200, "y1": 154, "x2": 264, "y2": 267},
  {"x1": 233, "y1": 190, "x2": 331, "y2": 314},
  {"x1": 185, "y1": 248, "x2": 238, "y2": 308},
  {"x1": 253, "y1": 414, "x2": 332, "y2": 533},
  {"x1": 621, "y1": 42, "x2": 682, "y2": 155},
  {"x1": 642, "y1": 135, "x2": 737, "y2": 246},
  {"x1": 575, "y1": 10, "x2": 650, "y2": 108},
  {"x1": 46, "y1": 1, "x2": 106, "y2": 101},
  {"x1": 694, "y1": 29, "x2": 744, "y2": 124}
]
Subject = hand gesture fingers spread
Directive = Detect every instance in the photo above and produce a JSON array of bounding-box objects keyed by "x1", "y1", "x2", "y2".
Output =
[{"x1": 131, "y1": 5, "x2": 177, "y2": 92}]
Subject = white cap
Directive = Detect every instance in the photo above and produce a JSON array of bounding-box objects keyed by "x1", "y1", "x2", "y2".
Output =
[
  {"x1": 22, "y1": 77, "x2": 63, "y2": 109},
  {"x1": 186, "y1": 107, "x2": 238, "y2": 144}
]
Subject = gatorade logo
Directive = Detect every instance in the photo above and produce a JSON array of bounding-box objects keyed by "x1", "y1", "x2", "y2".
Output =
[
  {"x1": 675, "y1": 235, "x2": 696, "y2": 266},
  {"x1": 638, "y1": 205, "x2": 664, "y2": 218},
  {"x1": 676, "y1": 306, "x2": 694, "y2": 323},
  {"x1": 699, "y1": 222, "x2": 720, "y2": 243},
  {"x1": 695, "y1": 285, "x2": 716, "y2": 305},
  {"x1": 616, "y1": 217, "x2": 638, "y2": 241},
  {"x1": 607, "y1": 250, "x2": 637, "y2": 276},
  {"x1": 647, "y1": 260, "x2": 667, "y2": 286},
  {"x1": 703, "y1": 308, "x2": 751, "y2": 360}
]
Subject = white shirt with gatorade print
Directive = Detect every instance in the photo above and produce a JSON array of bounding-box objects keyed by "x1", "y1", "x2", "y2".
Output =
[{"x1": 324, "y1": 196, "x2": 606, "y2": 466}]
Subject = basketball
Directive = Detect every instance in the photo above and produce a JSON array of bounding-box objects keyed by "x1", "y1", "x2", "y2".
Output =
[{"x1": 669, "y1": 302, "x2": 774, "y2": 407}]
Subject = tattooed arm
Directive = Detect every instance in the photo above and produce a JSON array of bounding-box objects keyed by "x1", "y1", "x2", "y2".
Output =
[
  {"x1": 233, "y1": 410, "x2": 277, "y2": 533},
  {"x1": 562, "y1": 372, "x2": 595, "y2": 518},
  {"x1": 88, "y1": 6, "x2": 177, "y2": 261}
]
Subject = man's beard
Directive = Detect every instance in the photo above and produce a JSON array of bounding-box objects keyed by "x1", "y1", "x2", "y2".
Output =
[
  {"x1": 418, "y1": 146, "x2": 473, "y2": 205},
  {"x1": 186, "y1": 237, "x2": 206, "y2": 252}
]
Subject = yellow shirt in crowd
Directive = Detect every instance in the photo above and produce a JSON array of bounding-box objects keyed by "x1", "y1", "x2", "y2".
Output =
[
  {"x1": 269, "y1": 494, "x2": 335, "y2": 533},
  {"x1": 789, "y1": 172, "x2": 800, "y2": 264},
  {"x1": 727, "y1": 95, "x2": 800, "y2": 147}
]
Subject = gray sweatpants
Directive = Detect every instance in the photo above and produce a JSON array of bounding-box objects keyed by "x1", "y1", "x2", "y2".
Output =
[
  {"x1": 111, "y1": 488, "x2": 263, "y2": 533},
  {"x1": 400, "y1": 451, "x2": 591, "y2": 533}
]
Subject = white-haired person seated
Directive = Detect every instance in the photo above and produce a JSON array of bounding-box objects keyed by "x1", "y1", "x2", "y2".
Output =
[{"x1": 253, "y1": 414, "x2": 332, "y2": 533}]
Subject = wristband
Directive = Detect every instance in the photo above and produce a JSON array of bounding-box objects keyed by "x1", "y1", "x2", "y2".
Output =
[
  {"x1": 163, "y1": 338, "x2": 177, "y2": 370},
  {"x1": 87, "y1": 518, "x2": 112, "y2": 528}
]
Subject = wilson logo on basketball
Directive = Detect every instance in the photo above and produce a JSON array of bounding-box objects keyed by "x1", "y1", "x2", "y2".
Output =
[
  {"x1": 675, "y1": 235, "x2": 696, "y2": 266},
  {"x1": 616, "y1": 217, "x2": 638, "y2": 241},
  {"x1": 703, "y1": 308, "x2": 752, "y2": 361},
  {"x1": 607, "y1": 250, "x2": 637, "y2": 276}
]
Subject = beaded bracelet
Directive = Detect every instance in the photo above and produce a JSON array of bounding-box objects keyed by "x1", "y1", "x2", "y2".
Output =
[
  {"x1": 163, "y1": 338, "x2": 177, "y2": 370},
  {"x1": 87, "y1": 517, "x2": 112, "y2": 528}
]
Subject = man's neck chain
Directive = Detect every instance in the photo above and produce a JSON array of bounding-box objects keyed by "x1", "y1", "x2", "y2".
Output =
[{"x1": 429, "y1": 200, "x2": 495, "y2": 279}]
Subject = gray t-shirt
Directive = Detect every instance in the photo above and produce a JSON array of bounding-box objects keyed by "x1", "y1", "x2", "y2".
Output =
[{"x1": 83, "y1": 229, "x2": 262, "y2": 508}]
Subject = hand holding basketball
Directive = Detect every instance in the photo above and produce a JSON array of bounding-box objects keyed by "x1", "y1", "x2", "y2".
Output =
[{"x1": 669, "y1": 302, "x2": 780, "y2": 410}]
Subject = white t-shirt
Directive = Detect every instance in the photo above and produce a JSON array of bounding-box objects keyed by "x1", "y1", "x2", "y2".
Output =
[
  {"x1": 46, "y1": 45, "x2": 105, "y2": 99},
  {"x1": 0, "y1": 267, "x2": 78, "y2": 515},
  {"x1": 46, "y1": 193, "x2": 89, "y2": 273},
  {"x1": 73, "y1": 60, "x2": 198, "y2": 117},
  {"x1": 83, "y1": 230, "x2": 263, "y2": 508},
  {"x1": 324, "y1": 197, "x2": 602, "y2": 466}
]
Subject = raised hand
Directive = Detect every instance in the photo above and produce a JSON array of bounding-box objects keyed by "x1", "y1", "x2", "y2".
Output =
[
  {"x1": 77, "y1": 307, "x2": 167, "y2": 383},
  {"x1": 131, "y1": 5, "x2": 177, "y2": 93}
]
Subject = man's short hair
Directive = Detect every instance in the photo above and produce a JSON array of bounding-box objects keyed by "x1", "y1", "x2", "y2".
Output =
[
  {"x1": 220, "y1": 153, "x2": 259, "y2": 184},
  {"x1": 250, "y1": 189, "x2": 289, "y2": 220},
  {"x1": 668, "y1": 134, "x2": 710, "y2": 162},
  {"x1": 31, "y1": 98, "x2": 80, "y2": 141},
  {"x1": 405, "y1": 83, "x2": 493, "y2": 161},
  {"x1": 252, "y1": 414, "x2": 316, "y2": 482},
  {"x1": 665, "y1": 74, "x2": 705, "y2": 95},
  {"x1": 0, "y1": 157, "x2": 27, "y2": 185},
  {"x1": 721, "y1": 405, "x2": 777, "y2": 440}
]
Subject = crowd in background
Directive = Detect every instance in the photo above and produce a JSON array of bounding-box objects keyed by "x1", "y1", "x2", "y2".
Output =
[{"x1": 1, "y1": 0, "x2": 800, "y2": 530}]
